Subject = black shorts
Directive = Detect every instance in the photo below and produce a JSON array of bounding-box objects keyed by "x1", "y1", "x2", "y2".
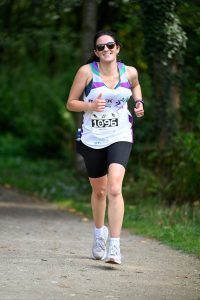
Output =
[{"x1": 76, "y1": 141, "x2": 132, "y2": 178}]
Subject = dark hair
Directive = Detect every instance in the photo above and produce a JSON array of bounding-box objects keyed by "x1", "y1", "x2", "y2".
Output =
[{"x1": 86, "y1": 30, "x2": 121, "y2": 64}]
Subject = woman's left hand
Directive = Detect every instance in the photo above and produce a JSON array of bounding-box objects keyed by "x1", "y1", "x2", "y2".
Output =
[{"x1": 134, "y1": 102, "x2": 144, "y2": 118}]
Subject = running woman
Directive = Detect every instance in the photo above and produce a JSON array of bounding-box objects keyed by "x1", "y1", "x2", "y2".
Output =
[{"x1": 66, "y1": 30, "x2": 144, "y2": 264}]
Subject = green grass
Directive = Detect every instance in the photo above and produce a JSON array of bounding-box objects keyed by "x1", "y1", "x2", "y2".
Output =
[
  {"x1": 123, "y1": 203, "x2": 200, "y2": 257},
  {"x1": 0, "y1": 155, "x2": 89, "y2": 200},
  {"x1": 0, "y1": 154, "x2": 199, "y2": 258}
]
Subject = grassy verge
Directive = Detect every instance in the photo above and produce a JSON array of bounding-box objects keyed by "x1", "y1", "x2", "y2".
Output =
[{"x1": 0, "y1": 155, "x2": 199, "y2": 258}]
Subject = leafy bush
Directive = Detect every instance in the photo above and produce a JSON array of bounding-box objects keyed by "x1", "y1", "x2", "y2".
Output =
[
  {"x1": 124, "y1": 167, "x2": 161, "y2": 204},
  {"x1": 161, "y1": 132, "x2": 200, "y2": 203},
  {"x1": 0, "y1": 134, "x2": 26, "y2": 157},
  {"x1": 0, "y1": 63, "x2": 76, "y2": 158}
]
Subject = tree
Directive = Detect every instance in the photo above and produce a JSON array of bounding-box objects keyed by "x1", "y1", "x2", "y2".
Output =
[
  {"x1": 77, "y1": 0, "x2": 98, "y2": 129},
  {"x1": 81, "y1": 0, "x2": 97, "y2": 64},
  {"x1": 141, "y1": 0, "x2": 187, "y2": 148},
  {"x1": 74, "y1": 0, "x2": 98, "y2": 171}
]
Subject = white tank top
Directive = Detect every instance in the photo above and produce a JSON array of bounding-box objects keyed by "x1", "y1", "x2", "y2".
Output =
[{"x1": 81, "y1": 61, "x2": 133, "y2": 149}]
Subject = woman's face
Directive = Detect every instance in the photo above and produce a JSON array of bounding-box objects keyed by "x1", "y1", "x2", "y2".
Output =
[{"x1": 94, "y1": 35, "x2": 120, "y2": 63}]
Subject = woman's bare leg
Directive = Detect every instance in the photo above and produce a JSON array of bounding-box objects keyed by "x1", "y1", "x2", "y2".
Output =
[
  {"x1": 89, "y1": 175, "x2": 107, "y2": 228},
  {"x1": 107, "y1": 163, "x2": 125, "y2": 237}
]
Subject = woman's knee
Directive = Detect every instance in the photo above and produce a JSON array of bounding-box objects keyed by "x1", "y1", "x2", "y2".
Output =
[
  {"x1": 90, "y1": 176, "x2": 107, "y2": 200},
  {"x1": 107, "y1": 164, "x2": 124, "y2": 198},
  {"x1": 108, "y1": 184, "x2": 122, "y2": 198},
  {"x1": 92, "y1": 187, "x2": 107, "y2": 199}
]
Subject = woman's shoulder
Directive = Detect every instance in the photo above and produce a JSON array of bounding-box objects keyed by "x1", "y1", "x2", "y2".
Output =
[
  {"x1": 77, "y1": 63, "x2": 92, "y2": 74},
  {"x1": 125, "y1": 65, "x2": 138, "y2": 76},
  {"x1": 125, "y1": 65, "x2": 138, "y2": 81},
  {"x1": 75, "y1": 64, "x2": 92, "y2": 81}
]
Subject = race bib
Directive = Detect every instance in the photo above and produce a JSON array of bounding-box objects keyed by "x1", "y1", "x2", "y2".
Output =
[{"x1": 91, "y1": 112, "x2": 119, "y2": 130}]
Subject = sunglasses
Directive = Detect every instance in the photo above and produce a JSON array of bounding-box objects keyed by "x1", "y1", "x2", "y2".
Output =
[{"x1": 96, "y1": 42, "x2": 116, "y2": 52}]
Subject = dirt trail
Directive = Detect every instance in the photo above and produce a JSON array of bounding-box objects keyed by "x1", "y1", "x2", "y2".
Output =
[{"x1": 0, "y1": 187, "x2": 199, "y2": 300}]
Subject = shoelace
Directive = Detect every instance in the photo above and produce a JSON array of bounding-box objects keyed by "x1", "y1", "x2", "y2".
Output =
[
  {"x1": 95, "y1": 237, "x2": 106, "y2": 250},
  {"x1": 109, "y1": 245, "x2": 120, "y2": 256}
]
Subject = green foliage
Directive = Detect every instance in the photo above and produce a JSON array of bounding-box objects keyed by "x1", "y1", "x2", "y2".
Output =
[
  {"x1": 124, "y1": 167, "x2": 161, "y2": 204},
  {"x1": 0, "y1": 153, "x2": 87, "y2": 200},
  {"x1": 141, "y1": 0, "x2": 187, "y2": 65},
  {"x1": 161, "y1": 132, "x2": 200, "y2": 203},
  {"x1": 0, "y1": 0, "x2": 82, "y2": 158},
  {"x1": 164, "y1": 11, "x2": 187, "y2": 61},
  {"x1": 109, "y1": 1, "x2": 146, "y2": 70},
  {"x1": 0, "y1": 0, "x2": 82, "y2": 69},
  {"x1": 140, "y1": 0, "x2": 190, "y2": 162},
  {"x1": 0, "y1": 134, "x2": 26, "y2": 157},
  {"x1": 0, "y1": 0, "x2": 200, "y2": 205},
  {"x1": 181, "y1": 55, "x2": 200, "y2": 133},
  {"x1": 0, "y1": 63, "x2": 78, "y2": 158}
]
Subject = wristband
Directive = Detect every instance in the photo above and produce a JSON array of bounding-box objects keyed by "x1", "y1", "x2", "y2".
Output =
[{"x1": 135, "y1": 100, "x2": 144, "y2": 106}]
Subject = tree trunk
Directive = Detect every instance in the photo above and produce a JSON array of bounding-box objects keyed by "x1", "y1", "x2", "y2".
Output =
[
  {"x1": 75, "y1": 0, "x2": 98, "y2": 173},
  {"x1": 0, "y1": 0, "x2": 15, "y2": 63},
  {"x1": 140, "y1": 0, "x2": 186, "y2": 150},
  {"x1": 81, "y1": 0, "x2": 97, "y2": 64},
  {"x1": 48, "y1": 0, "x2": 62, "y2": 75}
]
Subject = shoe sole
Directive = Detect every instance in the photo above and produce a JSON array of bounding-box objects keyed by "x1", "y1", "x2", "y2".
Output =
[
  {"x1": 105, "y1": 257, "x2": 121, "y2": 265},
  {"x1": 92, "y1": 249, "x2": 107, "y2": 261}
]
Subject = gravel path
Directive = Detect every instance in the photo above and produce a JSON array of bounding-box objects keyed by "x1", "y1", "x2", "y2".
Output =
[{"x1": 0, "y1": 187, "x2": 199, "y2": 300}]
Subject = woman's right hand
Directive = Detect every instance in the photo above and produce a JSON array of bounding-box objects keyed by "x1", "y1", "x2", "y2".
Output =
[{"x1": 91, "y1": 93, "x2": 106, "y2": 112}]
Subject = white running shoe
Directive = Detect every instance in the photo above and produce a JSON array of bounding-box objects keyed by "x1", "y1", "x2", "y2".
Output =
[
  {"x1": 92, "y1": 226, "x2": 108, "y2": 260},
  {"x1": 105, "y1": 244, "x2": 122, "y2": 265}
]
